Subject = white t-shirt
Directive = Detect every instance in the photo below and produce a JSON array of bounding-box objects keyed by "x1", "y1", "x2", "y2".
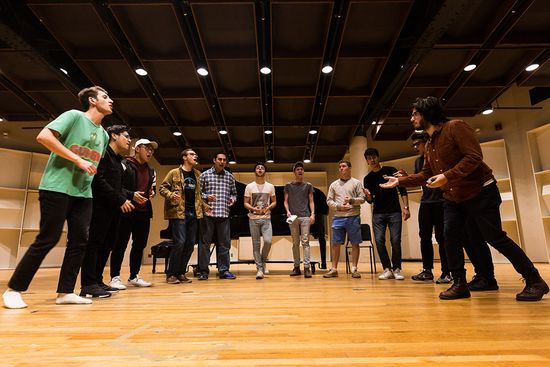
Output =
[{"x1": 244, "y1": 181, "x2": 276, "y2": 220}]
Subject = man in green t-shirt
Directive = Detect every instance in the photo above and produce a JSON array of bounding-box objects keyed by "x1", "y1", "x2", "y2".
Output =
[{"x1": 3, "y1": 86, "x2": 111, "y2": 309}]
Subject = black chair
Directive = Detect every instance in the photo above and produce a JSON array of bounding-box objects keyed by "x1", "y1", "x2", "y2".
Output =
[{"x1": 345, "y1": 223, "x2": 377, "y2": 274}]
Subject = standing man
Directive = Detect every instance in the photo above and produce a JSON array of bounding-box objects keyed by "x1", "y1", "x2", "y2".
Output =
[
  {"x1": 80, "y1": 125, "x2": 142, "y2": 298},
  {"x1": 160, "y1": 149, "x2": 208, "y2": 284},
  {"x1": 244, "y1": 162, "x2": 276, "y2": 280},
  {"x1": 109, "y1": 138, "x2": 158, "y2": 290},
  {"x1": 284, "y1": 161, "x2": 315, "y2": 278},
  {"x1": 363, "y1": 148, "x2": 410, "y2": 281},
  {"x1": 3, "y1": 86, "x2": 111, "y2": 309},
  {"x1": 382, "y1": 96, "x2": 548, "y2": 301},
  {"x1": 198, "y1": 152, "x2": 238, "y2": 280},
  {"x1": 409, "y1": 132, "x2": 450, "y2": 284},
  {"x1": 324, "y1": 160, "x2": 365, "y2": 278}
]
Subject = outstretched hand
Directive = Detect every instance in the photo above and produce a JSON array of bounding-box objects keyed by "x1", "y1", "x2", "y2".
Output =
[{"x1": 379, "y1": 175, "x2": 399, "y2": 189}]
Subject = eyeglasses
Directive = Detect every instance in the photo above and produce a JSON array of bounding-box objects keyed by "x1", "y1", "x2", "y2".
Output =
[
  {"x1": 187, "y1": 152, "x2": 198, "y2": 157},
  {"x1": 411, "y1": 111, "x2": 420, "y2": 118}
]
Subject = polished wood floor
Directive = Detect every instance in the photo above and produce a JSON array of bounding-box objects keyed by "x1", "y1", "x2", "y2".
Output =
[{"x1": 2, "y1": 262, "x2": 550, "y2": 367}]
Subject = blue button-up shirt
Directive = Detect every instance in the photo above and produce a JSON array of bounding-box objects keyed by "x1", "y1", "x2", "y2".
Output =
[{"x1": 199, "y1": 167, "x2": 237, "y2": 218}]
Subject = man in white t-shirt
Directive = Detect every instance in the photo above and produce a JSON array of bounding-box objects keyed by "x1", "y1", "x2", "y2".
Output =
[{"x1": 244, "y1": 163, "x2": 277, "y2": 279}]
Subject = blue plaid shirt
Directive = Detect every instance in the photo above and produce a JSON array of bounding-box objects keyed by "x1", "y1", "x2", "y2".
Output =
[{"x1": 199, "y1": 167, "x2": 237, "y2": 218}]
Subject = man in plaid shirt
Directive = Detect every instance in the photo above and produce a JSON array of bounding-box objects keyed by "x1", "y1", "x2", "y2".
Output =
[{"x1": 198, "y1": 152, "x2": 238, "y2": 280}]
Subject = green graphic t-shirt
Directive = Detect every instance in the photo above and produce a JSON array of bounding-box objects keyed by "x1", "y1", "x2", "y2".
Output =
[{"x1": 39, "y1": 109, "x2": 109, "y2": 198}]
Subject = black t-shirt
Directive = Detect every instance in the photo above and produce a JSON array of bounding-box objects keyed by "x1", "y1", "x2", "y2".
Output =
[
  {"x1": 182, "y1": 168, "x2": 196, "y2": 214},
  {"x1": 363, "y1": 166, "x2": 408, "y2": 214}
]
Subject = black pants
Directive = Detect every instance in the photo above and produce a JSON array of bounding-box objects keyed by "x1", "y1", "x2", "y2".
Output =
[
  {"x1": 8, "y1": 190, "x2": 92, "y2": 294},
  {"x1": 80, "y1": 203, "x2": 120, "y2": 287},
  {"x1": 444, "y1": 182, "x2": 535, "y2": 279},
  {"x1": 110, "y1": 213, "x2": 151, "y2": 280},
  {"x1": 462, "y1": 217, "x2": 495, "y2": 279},
  {"x1": 418, "y1": 201, "x2": 448, "y2": 273}
]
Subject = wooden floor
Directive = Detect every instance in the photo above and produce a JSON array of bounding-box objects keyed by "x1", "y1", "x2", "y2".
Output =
[{"x1": 2, "y1": 262, "x2": 550, "y2": 367}]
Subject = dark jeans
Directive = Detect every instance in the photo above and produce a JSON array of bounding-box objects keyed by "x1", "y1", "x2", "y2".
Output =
[
  {"x1": 418, "y1": 201, "x2": 448, "y2": 273},
  {"x1": 8, "y1": 190, "x2": 92, "y2": 294},
  {"x1": 110, "y1": 213, "x2": 151, "y2": 280},
  {"x1": 81, "y1": 202, "x2": 120, "y2": 287},
  {"x1": 373, "y1": 212, "x2": 402, "y2": 270},
  {"x1": 199, "y1": 216, "x2": 231, "y2": 275},
  {"x1": 462, "y1": 217, "x2": 495, "y2": 279},
  {"x1": 167, "y1": 214, "x2": 198, "y2": 277},
  {"x1": 444, "y1": 182, "x2": 535, "y2": 279}
]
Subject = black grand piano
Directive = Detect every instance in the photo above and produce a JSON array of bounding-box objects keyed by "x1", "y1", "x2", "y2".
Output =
[{"x1": 152, "y1": 180, "x2": 329, "y2": 274}]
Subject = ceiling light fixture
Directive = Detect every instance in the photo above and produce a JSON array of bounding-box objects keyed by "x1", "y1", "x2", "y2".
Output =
[
  {"x1": 414, "y1": 129, "x2": 423, "y2": 133},
  {"x1": 321, "y1": 65, "x2": 333, "y2": 74},
  {"x1": 229, "y1": 159, "x2": 236, "y2": 165},
  {"x1": 264, "y1": 129, "x2": 273, "y2": 135},
  {"x1": 173, "y1": 130, "x2": 182, "y2": 137},
  {"x1": 525, "y1": 63, "x2": 540, "y2": 72},
  {"x1": 309, "y1": 129, "x2": 317, "y2": 135},
  {"x1": 303, "y1": 158, "x2": 311, "y2": 163},
  {"x1": 59, "y1": 68, "x2": 68, "y2": 75},
  {"x1": 482, "y1": 106, "x2": 494, "y2": 115},
  {"x1": 218, "y1": 128, "x2": 228, "y2": 135},
  {"x1": 463, "y1": 64, "x2": 477, "y2": 72},
  {"x1": 197, "y1": 67, "x2": 209, "y2": 76},
  {"x1": 371, "y1": 121, "x2": 377, "y2": 125},
  {"x1": 260, "y1": 66, "x2": 271, "y2": 75},
  {"x1": 135, "y1": 68, "x2": 148, "y2": 76}
]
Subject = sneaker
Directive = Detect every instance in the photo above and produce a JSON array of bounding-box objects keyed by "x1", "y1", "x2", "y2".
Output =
[
  {"x1": 220, "y1": 271, "x2": 236, "y2": 279},
  {"x1": 166, "y1": 275, "x2": 180, "y2": 284},
  {"x1": 262, "y1": 263, "x2": 269, "y2": 275},
  {"x1": 109, "y1": 276, "x2": 127, "y2": 290},
  {"x1": 128, "y1": 276, "x2": 152, "y2": 287},
  {"x1": 80, "y1": 284, "x2": 111, "y2": 298},
  {"x1": 323, "y1": 268, "x2": 338, "y2": 278},
  {"x1": 378, "y1": 268, "x2": 394, "y2": 280},
  {"x1": 411, "y1": 269, "x2": 434, "y2": 281},
  {"x1": 289, "y1": 267, "x2": 301, "y2": 276},
  {"x1": 3, "y1": 290, "x2": 27, "y2": 309},
  {"x1": 435, "y1": 274, "x2": 453, "y2": 284},
  {"x1": 99, "y1": 283, "x2": 119, "y2": 293},
  {"x1": 304, "y1": 267, "x2": 312, "y2": 278},
  {"x1": 256, "y1": 270, "x2": 264, "y2": 279},
  {"x1": 197, "y1": 273, "x2": 208, "y2": 281},
  {"x1": 393, "y1": 269, "x2": 405, "y2": 280},
  {"x1": 56, "y1": 293, "x2": 93, "y2": 305},
  {"x1": 177, "y1": 275, "x2": 193, "y2": 283},
  {"x1": 351, "y1": 269, "x2": 361, "y2": 279},
  {"x1": 468, "y1": 275, "x2": 499, "y2": 291}
]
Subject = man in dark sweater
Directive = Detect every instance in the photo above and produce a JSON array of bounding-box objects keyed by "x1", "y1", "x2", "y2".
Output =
[{"x1": 363, "y1": 148, "x2": 410, "y2": 281}]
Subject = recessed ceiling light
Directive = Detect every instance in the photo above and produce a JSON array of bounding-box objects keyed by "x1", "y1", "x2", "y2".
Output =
[
  {"x1": 173, "y1": 131, "x2": 182, "y2": 136},
  {"x1": 229, "y1": 160, "x2": 236, "y2": 165},
  {"x1": 59, "y1": 68, "x2": 68, "y2": 75},
  {"x1": 197, "y1": 67, "x2": 209, "y2": 76},
  {"x1": 135, "y1": 68, "x2": 148, "y2": 76},
  {"x1": 266, "y1": 159, "x2": 274, "y2": 163},
  {"x1": 525, "y1": 63, "x2": 540, "y2": 72},
  {"x1": 464, "y1": 64, "x2": 477, "y2": 72},
  {"x1": 309, "y1": 129, "x2": 317, "y2": 135},
  {"x1": 482, "y1": 106, "x2": 494, "y2": 115},
  {"x1": 219, "y1": 128, "x2": 228, "y2": 135},
  {"x1": 264, "y1": 129, "x2": 273, "y2": 135},
  {"x1": 371, "y1": 121, "x2": 377, "y2": 125},
  {"x1": 321, "y1": 65, "x2": 333, "y2": 74},
  {"x1": 414, "y1": 129, "x2": 423, "y2": 133},
  {"x1": 303, "y1": 158, "x2": 311, "y2": 163},
  {"x1": 260, "y1": 67, "x2": 271, "y2": 75}
]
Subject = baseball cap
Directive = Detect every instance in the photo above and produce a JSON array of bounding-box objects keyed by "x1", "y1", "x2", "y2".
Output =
[{"x1": 134, "y1": 138, "x2": 158, "y2": 150}]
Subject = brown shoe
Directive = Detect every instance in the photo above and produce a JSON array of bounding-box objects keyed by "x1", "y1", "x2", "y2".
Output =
[
  {"x1": 289, "y1": 267, "x2": 301, "y2": 276},
  {"x1": 166, "y1": 275, "x2": 180, "y2": 284},
  {"x1": 177, "y1": 274, "x2": 192, "y2": 283},
  {"x1": 439, "y1": 277, "x2": 470, "y2": 300},
  {"x1": 516, "y1": 269, "x2": 549, "y2": 301}
]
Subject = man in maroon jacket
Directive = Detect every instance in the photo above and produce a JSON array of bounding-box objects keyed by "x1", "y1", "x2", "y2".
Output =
[{"x1": 382, "y1": 96, "x2": 548, "y2": 301}]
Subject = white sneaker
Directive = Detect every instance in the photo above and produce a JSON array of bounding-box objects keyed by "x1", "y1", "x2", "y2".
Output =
[
  {"x1": 128, "y1": 276, "x2": 152, "y2": 287},
  {"x1": 393, "y1": 268, "x2": 405, "y2": 280},
  {"x1": 256, "y1": 270, "x2": 264, "y2": 279},
  {"x1": 262, "y1": 264, "x2": 269, "y2": 275},
  {"x1": 109, "y1": 276, "x2": 127, "y2": 290},
  {"x1": 378, "y1": 268, "x2": 394, "y2": 280},
  {"x1": 55, "y1": 293, "x2": 92, "y2": 305},
  {"x1": 3, "y1": 289, "x2": 27, "y2": 309}
]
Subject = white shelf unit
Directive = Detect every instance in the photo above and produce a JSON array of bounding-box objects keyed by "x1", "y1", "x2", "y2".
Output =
[
  {"x1": 0, "y1": 148, "x2": 67, "y2": 269},
  {"x1": 527, "y1": 123, "x2": 550, "y2": 254}
]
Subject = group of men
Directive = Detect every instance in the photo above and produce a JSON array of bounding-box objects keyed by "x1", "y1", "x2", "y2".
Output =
[{"x1": 2, "y1": 87, "x2": 548, "y2": 309}]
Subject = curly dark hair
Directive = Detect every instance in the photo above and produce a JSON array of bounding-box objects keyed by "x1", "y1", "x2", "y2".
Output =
[{"x1": 412, "y1": 96, "x2": 448, "y2": 125}]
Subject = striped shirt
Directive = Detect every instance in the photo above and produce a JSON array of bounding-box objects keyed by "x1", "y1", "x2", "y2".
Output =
[{"x1": 199, "y1": 167, "x2": 237, "y2": 218}]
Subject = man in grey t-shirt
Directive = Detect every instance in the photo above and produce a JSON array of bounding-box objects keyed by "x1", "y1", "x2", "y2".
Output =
[{"x1": 284, "y1": 162, "x2": 315, "y2": 278}]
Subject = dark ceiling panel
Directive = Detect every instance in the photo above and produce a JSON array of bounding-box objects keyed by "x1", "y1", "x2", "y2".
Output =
[
  {"x1": 501, "y1": 0, "x2": 550, "y2": 45},
  {"x1": 330, "y1": 58, "x2": 384, "y2": 96},
  {"x1": 274, "y1": 97, "x2": 313, "y2": 125},
  {"x1": 324, "y1": 96, "x2": 367, "y2": 122},
  {"x1": 219, "y1": 99, "x2": 261, "y2": 123},
  {"x1": 445, "y1": 87, "x2": 503, "y2": 110},
  {"x1": 467, "y1": 49, "x2": 542, "y2": 86},
  {"x1": 165, "y1": 99, "x2": 212, "y2": 124},
  {"x1": 0, "y1": 53, "x2": 63, "y2": 91},
  {"x1": 209, "y1": 60, "x2": 260, "y2": 97},
  {"x1": 143, "y1": 60, "x2": 202, "y2": 97},
  {"x1": 78, "y1": 60, "x2": 144, "y2": 97},
  {"x1": 410, "y1": 49, "x2": 475, "y2": 87},
  {"x1": 272, "y1": 59, "x2": 321, "y2": 96}
]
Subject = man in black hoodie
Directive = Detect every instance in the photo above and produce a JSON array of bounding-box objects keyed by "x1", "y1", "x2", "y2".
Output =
[
  {"x1": 79, "y1": 125, "x2": 147, "y2": 298},
  {"x1": 109, "y1": 138, "x2": 157, "y2": 289}
]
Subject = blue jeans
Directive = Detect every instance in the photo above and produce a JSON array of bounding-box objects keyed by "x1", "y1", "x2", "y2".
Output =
[
  {"x1": 167, "y1": 213, "x2": 197, "y2": 277},
  {"x1": 443, "y1": 182, "x2": 534, "y2": 279},
  {"x1": 290, "y1": 217, "x2": 311, "y2": 267},
  {"x1": 199, "y1": 216, "x2": 231, "y2": 275},
  {"x1": 249, "y1": 218, "x2": 273, "y2": 270},
  {"x1": 373, "y1": 212, "x2": 402, "y2": 270}
]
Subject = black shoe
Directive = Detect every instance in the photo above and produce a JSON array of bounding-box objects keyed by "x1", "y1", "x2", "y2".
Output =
[
  {"x1": 99, "y1": 283, "x2": 119, "y2": 293},
  {"x1": 177, "y1": 274, "x2": 193, "y2": 283},
  {"x1": 304, "y1": 267, "x2": 312, "y2": 278},
  {"x1": 468, "y1": 275, "x2": 499, "y2": 291},
  {"x1": 80, "y1": 284, "x2": 111, "y2": 298},
  {"x1": 411, "y1": 269, "x2": 434, "y2": 281},
  {"x1": 289, "y1": 267, "x2": 301, "y2": 276},
  {"x1": 516, "y1": 269, "x2": 550, "y2": 302},
  {"x1": 197, "y1": 273, "x2": 208, "y2": 281},
  {"x1": 439, "y1": 277, "x2": 471, "y2": 300}
]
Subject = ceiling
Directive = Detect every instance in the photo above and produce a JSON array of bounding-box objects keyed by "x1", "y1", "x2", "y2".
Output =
[{"x1": 0, "y1": 0, "x2": 549, "y2": 166}]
